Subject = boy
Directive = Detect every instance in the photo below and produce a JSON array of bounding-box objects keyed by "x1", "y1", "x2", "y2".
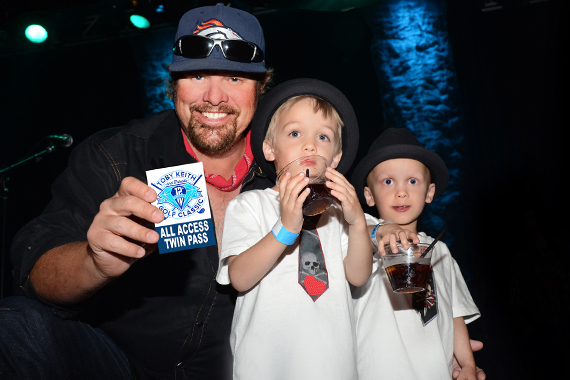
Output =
[
  {"x1": 350, "y1": 127, "x2": 481, "y2": 380},
  {"x1": 216, "y1": 78, "x2": 372, "y2": 379}
]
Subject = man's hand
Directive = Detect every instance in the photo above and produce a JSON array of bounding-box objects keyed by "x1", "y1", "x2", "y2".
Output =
[
  {"x1": 452, "y1": 340, "x2": 486, "y2": 380},
  {"x1": 374, "y1": 223, "x2": 419, "y2": 255},
  {"x1": 86, "y1": 176, "x2": 164, "y2": 280},
  {"x1": 30, "y1": 177, "x2": 164, "y2": 304}
]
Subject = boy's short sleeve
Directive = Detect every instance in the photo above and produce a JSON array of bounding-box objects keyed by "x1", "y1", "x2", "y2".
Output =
[
  {"x1": 216, "y1": 190, "x2": 276, "y2": 285},
  {"x1": 450, "y1": 258, "x2": 481, "y2": 324},
  {"x1": 365, "y1": 213, "x2": 380, "y2": 226}
]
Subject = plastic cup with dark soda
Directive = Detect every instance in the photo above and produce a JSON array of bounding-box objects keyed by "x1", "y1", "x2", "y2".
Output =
[
  {"x1": 381, "y1": 241, "x2": 432, "y2": 293},
  {"x1": 276, "y1": 155, "x2": 333, "y2": 216}
]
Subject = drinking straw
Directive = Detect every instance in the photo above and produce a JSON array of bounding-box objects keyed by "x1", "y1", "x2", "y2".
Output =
[{"x1": 420, "y1": 225, "x2": 448, "y2": 258}]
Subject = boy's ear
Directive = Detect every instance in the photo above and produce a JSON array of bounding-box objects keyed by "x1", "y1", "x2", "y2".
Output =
[
  {"x1": 363, "y1": 186, "x2": 376, "y2": 208},
  {"x1": 330, "y1": 150, "x2": 342, "y2": 169},
  {"x1": 262, "y1": 140, "x2": 275, "y2": 162},
  {"x1": 425, "y1": 183, "x2": 436, "y2": 204}
]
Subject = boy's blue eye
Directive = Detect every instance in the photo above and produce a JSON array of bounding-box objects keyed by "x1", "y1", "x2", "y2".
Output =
[
  {"x1": 382, "y1": 179, "x2": 393, "y2": 185},
  {"x1": 318, "y1": 134, "x2": 330, "y2": 141},
  {"x1": 289, "y1": 131, "x2": 300, "y2": 137},
  {"x1": 408, "y1": 178, "x2": 418, "y2": 185}
]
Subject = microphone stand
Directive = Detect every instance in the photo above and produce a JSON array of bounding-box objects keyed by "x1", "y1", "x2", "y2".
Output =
[
  {"x1": 1, "y1": 175, "x2": 8, "y2": 300},
  {"x1": 0, "y1": 143, "x2": 57, "y2": 299}
]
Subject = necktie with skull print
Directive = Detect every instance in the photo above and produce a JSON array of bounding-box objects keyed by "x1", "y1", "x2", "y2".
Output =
[{"x1": 298, "y1": 214, "x2": 328, "y2": 301}]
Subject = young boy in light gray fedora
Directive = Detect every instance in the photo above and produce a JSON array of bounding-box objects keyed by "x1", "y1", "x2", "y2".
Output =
[
  {"x1": 217, "y1": 78, "x2": 371, "y2": 379},
  {"x1": 351, "y1": 128, "x2": 481, "y2": 380}
]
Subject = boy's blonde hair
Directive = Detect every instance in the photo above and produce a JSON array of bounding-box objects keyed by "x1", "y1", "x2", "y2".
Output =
[{"x1": 264, "y1": 95, "x2": 344, "y2": 153}]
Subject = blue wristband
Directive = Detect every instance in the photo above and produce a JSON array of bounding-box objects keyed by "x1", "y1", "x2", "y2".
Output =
[
  {"x1": 271, "y1": 219, "x2": 299, "y2": 245},
  {"x1": 370, "y1": 220, "x2": 393, "y2": 239}
]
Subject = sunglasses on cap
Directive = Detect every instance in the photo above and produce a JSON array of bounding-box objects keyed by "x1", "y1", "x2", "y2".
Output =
[{"x1": 173, "y1": 35, "x2": 264, "y2": 63}]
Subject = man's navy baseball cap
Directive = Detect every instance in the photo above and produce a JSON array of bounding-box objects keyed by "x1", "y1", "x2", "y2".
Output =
[{"x1": 170, "y1": 3, "x2": 266, "y2": 73}]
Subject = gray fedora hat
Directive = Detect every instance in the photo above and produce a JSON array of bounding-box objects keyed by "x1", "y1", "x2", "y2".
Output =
[
  {"x1": 351, "y1": 128, "x2": 449, "y2": 204},
  {"x1": 251, "y1": 78, "x2": 359, "y2": 181}
]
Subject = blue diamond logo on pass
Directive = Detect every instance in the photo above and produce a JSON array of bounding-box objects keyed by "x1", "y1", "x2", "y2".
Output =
[
  {"x1": 146, "y1": 162, "x2": 215, "y2": 254},
  {"x1": 158, "y1": 183, "x2": 201, "y2": 211}
]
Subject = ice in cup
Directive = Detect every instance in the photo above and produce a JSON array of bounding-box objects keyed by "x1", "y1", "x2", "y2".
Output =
[
  {"x1": 276, "y1": 155, "x2": 333, "y2": 216},
  {"x1": 381, "y1": 241, "x2": 432, "y2": 293}
]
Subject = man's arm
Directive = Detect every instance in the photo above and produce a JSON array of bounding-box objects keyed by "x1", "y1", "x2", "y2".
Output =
[
  {"x1": 453, "y1": 339, "x2": 486, "y2": 380},
  {"x1": 30, "y1": 177, "x2": 163, "y2": 304},
  {"x1": 452, "y1": 317, "x2": 478, "y2": 380}
]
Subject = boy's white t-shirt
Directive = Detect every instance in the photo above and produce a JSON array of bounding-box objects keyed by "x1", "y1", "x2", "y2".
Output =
[
  {"x1": 217, "y1": 188, "x2": 359, "y2": 380},
  {"x1": 352, "y1": 216, "x2": 480, "y2": 380}
]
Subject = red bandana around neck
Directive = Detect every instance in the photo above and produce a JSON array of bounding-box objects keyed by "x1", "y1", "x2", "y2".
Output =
[{"x1": 182, "y1": 128, "x2": 254, "y2": 192}]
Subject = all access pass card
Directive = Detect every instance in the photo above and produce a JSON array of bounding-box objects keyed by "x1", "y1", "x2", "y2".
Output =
[{"x1": 146, "y1": 162, "x2": 215, "y2": 254}]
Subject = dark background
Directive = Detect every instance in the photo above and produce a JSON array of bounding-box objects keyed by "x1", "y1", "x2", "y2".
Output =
[{"x1": 1, "y1": 0, "x2": 567, "y2": 378}]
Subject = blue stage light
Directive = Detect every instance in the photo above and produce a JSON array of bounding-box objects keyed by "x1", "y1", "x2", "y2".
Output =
[
  {"x1": 130, "y1": 15, "x2": 150, "y2": 29},
  {"x1": 369, "y1": 0, "x2": 464, "y2": 244},
  {"x1": 24, "y1": 24, "x2": 48, "y2": 43}
]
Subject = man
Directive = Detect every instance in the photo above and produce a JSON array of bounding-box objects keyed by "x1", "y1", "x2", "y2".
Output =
[
  {"x1": 0, "y1": 4, "x2": 483, "y2": 380},
  {"x1": 1, "y1": 4, "x2": 274, "y2": 380}
]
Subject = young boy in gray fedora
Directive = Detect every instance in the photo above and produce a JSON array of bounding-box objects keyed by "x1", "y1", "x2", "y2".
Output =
[
  {"x1": 216, "y1": 78, "x2": 372, "y2": 379},
  {"x1": 351, "y1": 128, "x2": 481, "y2": 380}
]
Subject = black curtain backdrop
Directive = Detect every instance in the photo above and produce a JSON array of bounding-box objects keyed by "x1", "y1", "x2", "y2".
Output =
[{"x1": 1, "y1": 1, "x2": 567, "y2": 378}]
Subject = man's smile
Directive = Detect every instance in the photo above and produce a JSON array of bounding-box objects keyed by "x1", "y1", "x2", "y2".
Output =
[{"x1": 201, "y1": 111, "x2": 229, "y2": 120}]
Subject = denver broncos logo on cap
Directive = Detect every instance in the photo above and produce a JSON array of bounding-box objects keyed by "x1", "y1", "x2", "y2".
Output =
[{"x1": 193, "y1": 19, "x2": 244, "y2": 41}]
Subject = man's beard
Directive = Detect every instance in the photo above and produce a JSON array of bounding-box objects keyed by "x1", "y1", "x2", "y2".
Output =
[{"x1": 183, "y1": 104, "x2": 243, "y2": 155}]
